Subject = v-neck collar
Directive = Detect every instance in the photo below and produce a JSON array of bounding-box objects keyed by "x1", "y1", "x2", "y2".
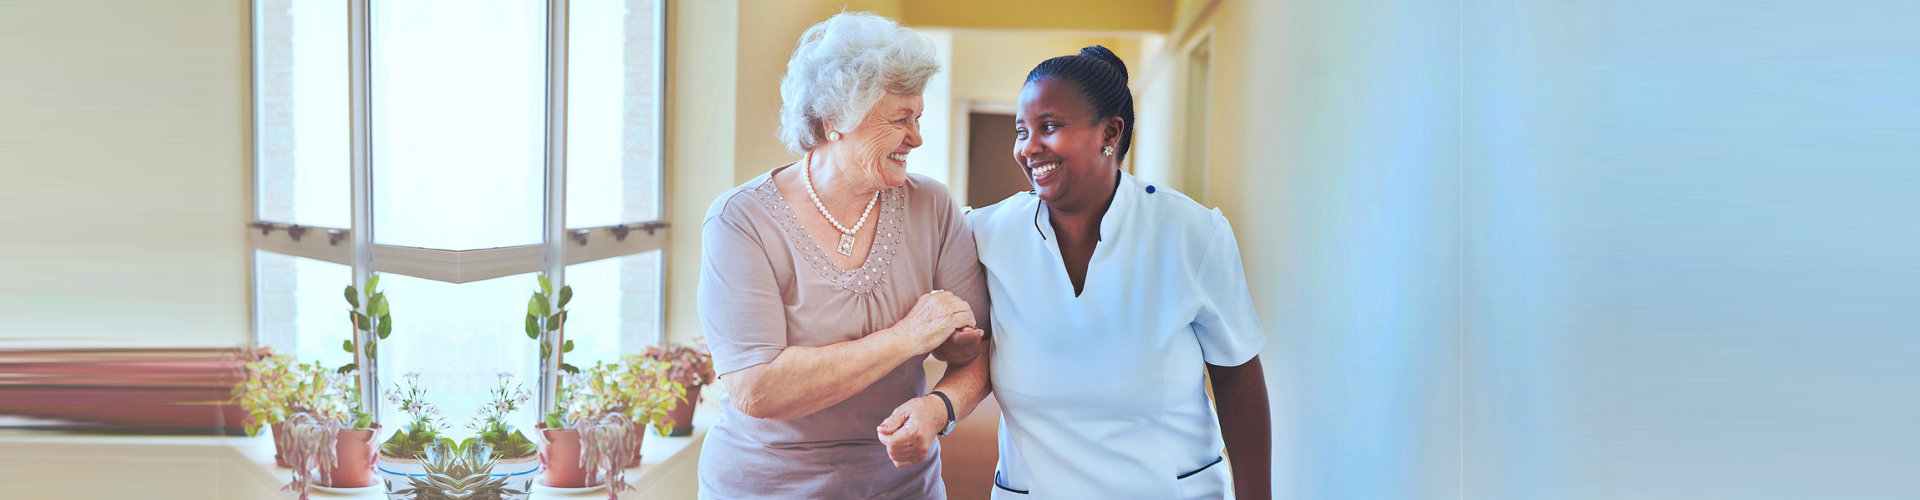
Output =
[
  {"x1": 1031, "y1": 171, "x2": 1137, "y2": 298},
  {"x1": 1032, "y1": 170, "x2": 1137, "y2": 244}
]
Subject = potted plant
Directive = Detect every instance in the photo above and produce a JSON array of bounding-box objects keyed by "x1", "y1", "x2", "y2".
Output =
[
  {"x1": 525, "y1": 274, "x2": 581, "y2": 377},
  {"x1": 637, "y1": 340, "x2": 715, "y2": 436},
  {"x1": 537, "y1": 360, "x2": 683, "y2": 496},
  {"x1": 233, "y1": 346, "x2": 299, "y2": 467},
  {"x1": 288, "y1": 273, "x2": 392, "y2": 490},
  {"x1": 339, "y1": 274, "x2": 394, "y2": 376},
  {"x1": 376, "y1": 372, "x2": 455, "y2": 498},
  {"x1": 458, "y1": 372, "x2": 539, "y2": 499},
  {"x1": 607, "y1": 355, "x2": 686, "y2": 463},
  {"x1": 390, "y1": 441, "x2": 527, "y2": 500},
  {"x1": 521, "y1": 274, "x2": 593, "y2": 488},
  {"x1": 281, "y1": 365, "x2": 381, "y2": 496}
]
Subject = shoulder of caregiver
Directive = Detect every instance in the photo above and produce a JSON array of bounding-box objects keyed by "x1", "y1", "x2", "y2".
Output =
[{"x1": 967, "y1": 174, "x2": 1231, "y2": 262}]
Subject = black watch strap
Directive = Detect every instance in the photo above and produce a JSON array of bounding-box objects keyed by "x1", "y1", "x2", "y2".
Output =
[{"x1": 930, "y1": 390, "x2": 956, "y2": 436}]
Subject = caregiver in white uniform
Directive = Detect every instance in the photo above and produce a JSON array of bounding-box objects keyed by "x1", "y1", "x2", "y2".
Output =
[{"x1": 875, "y1": 46, "x2": 1272, "y2": 500}]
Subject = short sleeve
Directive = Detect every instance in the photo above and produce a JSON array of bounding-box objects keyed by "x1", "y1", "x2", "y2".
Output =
[
  {"x1": 698, "y1": 202, "x2": 790, "y2": 376},
  {"x1": 928, "y1": 185, "x2": 992, "y2": 336},
  {"x1": 1192, "y1": 210, "x2": 1266, "y2": 366}
]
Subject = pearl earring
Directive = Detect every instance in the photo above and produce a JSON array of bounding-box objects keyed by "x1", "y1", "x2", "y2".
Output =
[
  {"x1": 1102, "y1": 146, "x2": 1115, "y2": 157},
  {"x1": 829, "y1": 131, "x2": 842, "y2": 141}
]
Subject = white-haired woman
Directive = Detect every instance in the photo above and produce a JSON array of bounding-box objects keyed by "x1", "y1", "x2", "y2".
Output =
[{"x1": 696, "y1": 12, "x2": 988, "y2": 499}]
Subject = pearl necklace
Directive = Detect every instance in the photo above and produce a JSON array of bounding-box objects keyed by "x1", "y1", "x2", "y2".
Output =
[{"x1": 801, "y1": 151, "x2": 879, "y2": 256}]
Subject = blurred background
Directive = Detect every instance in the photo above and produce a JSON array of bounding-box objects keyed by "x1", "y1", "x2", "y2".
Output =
[{"x1": 3, "y1": 0, "x2": 1918, "y2": 498}]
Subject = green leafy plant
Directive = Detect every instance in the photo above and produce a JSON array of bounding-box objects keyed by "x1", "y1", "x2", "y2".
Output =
[
  {"x1": 233, "y1": 347, "x2": 298, "y2": 436},
  {"x1": 379, "y1": 372, "x2": 454, "y2": 458},
  {"x1": 340, "y1": 274, "x2": 393, "y2": 375},
  {"x1": 234, "y1": 348, "x2": 373, "y2": 435},
  {"x1": 524, "y1": 274, "x2": 577, "y2": 376},
  {"x1": 617, "y1": 356, "x2": 689, "y2": 437},
  {"x1": 464, "y1": 372, "x2": 537, "y2": 459},
  {"x1": 542, "y1": 360, "x2": 682, "y2": 433},
  {"x1": 389, "y1": 441, "x2": 526, "y2": 500}
]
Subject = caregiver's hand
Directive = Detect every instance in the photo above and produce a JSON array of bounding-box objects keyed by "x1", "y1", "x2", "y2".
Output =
[
  {"x1": 891, "y1": 290, "x2": 977, "y2": 355},
  {"x1": 931, "y1": 327, "x2": 986, "y2": 365},
  {"x1": 876, "y1": 394, "x2": 947, "y2": 468}
]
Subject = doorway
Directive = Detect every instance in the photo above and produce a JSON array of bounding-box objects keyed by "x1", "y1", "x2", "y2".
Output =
[{"x1": 965, "y1": 112, "x2": 1030, "y2": 209}]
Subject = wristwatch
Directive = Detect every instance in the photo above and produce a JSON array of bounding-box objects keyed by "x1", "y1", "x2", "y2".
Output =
[{"x1": 929, "y1": 391, "x2": 957, "y2": 436}]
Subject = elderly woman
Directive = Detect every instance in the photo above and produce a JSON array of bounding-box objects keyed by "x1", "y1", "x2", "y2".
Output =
[
  {"x1": 695, "y1": 12, "x2": 988, "y2": 499},
  {"x1": 876, "y1": 46, "x2": 1272, "y2": 499}
]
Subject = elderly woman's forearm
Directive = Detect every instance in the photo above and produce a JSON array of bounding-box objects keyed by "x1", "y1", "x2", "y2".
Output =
[{"x1": 725, "y1": 328, "x2": 919, "y2": 421}]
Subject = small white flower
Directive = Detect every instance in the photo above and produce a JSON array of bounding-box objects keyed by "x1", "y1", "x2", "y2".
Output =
[
  {"x1": 497, "y1": 371, "x2": 514, "y2": 380},
  {"x1": 403, "y1": 372, "x2": 421, "y2": 380}
]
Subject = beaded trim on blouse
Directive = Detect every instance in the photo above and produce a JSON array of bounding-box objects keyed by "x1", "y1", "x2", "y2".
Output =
[{"x1": 750, "y1": 175, "x2": 907, "y2": 294}]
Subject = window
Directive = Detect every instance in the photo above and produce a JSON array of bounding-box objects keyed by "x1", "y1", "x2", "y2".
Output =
[{"x1": 249, "y1": 0, "x2": 667, "y2": 427}]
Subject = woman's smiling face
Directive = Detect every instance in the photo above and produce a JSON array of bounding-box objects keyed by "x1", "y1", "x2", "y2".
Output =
[
  {"x1": 1013, "y1": 79, "x2": 1122, "y2": 211},
  {"x1": 834, "y1": 92, "x2": 925, "y2": 190}
]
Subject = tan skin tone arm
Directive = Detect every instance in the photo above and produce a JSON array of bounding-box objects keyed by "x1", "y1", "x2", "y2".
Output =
[
  {"x1": 877, "y1": 337, "x2": 993, "y2": 467},
  {"x1": 1210, "y1": 356, "x2": 1272, "y2": 499}
]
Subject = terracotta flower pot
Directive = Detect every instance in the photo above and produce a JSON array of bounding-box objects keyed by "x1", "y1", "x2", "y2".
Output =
[
  {"x1": 537, "y1": 424, "x2": 603, "y2": 488},
  {"x1": 628, "y1": 429, "x2": 647, "y2": 465},
  {"x1": 270, "y1": 421, "x2": 293, "y2": 468},
  {"x1": 664, "y1": 385, "x2": 701, "y2": 437},
  {"x1": 319, "y1": 424, "x2": 380, "y2": 488}
]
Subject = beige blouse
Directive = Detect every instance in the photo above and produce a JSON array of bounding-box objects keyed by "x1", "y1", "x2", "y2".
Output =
[{"x1": 695, "y1": 165, "x2": 990, "y2": 499}]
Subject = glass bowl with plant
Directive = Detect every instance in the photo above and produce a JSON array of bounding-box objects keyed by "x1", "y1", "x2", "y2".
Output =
[
  {"x1": 453, "y1": 372, "x2": 540, "y2": 498},
  {"x1": 390, "y1": 441, "x2": 527, "y2": 500},
  {"x1": 375, "y1": 372, "x2": 453, "y2": 496}
]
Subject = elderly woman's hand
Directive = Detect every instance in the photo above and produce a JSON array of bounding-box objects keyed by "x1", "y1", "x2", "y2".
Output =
[
  {"x1": 876, "y1": 394, "x2": 947, "y2": 468},
  {"x1": 891, "y1": 290, "x2": 977, "y2": 355}
]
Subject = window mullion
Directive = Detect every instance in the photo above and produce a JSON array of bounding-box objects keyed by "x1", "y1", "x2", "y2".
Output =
[
  {"x1": 540, "y1": 0, "x2": 570, "y2": 418},
  {"x1": 347, "y1": 0, "x2": 377, "y2": 422}
]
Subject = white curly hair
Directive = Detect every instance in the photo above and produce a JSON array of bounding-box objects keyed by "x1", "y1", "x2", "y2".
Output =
[{"x1": 778, "y1": 12, "x2": 939, "y2": 154}]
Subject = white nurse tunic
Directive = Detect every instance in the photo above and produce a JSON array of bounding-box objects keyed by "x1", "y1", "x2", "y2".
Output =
[{"x1": 970, "y1": 171, "x2": 1266, "y2": 499}]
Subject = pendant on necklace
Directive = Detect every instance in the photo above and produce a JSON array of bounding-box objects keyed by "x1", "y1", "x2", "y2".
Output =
[{"x1": 837, "y1": 233, "x2": 856, "y2": 256}]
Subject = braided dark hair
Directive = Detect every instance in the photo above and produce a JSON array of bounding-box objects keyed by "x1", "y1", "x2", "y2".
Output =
[{"x1": 1025, "y1": 45, "x2": 1135, "y2": 161}]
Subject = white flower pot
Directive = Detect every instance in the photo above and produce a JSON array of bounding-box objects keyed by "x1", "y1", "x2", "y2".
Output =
[
  {"x1": 492, "y1": 454, "x2": 541, "y2": 500},
  {"x1": 376, "y1": 454, "x2": 424, "y2": 500}
]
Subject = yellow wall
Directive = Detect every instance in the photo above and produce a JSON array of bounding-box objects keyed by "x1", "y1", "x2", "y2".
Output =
[
  {"x1": 0, "y1": 0, "x2": 252, "y2": 347},
  {"x1": 904, "y1": 0, "x2": 1175, "y2": 32},
  {"x1": 948, "y1": 31, "x2": 1143, "y2": 107}
]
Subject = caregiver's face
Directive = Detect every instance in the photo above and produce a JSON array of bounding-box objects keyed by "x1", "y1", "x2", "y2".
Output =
[
  {"x1": 1014, "y1": 79, "x2": 1113, "y2": 207},
  {"x1": 838, "y1": 92, "x2": 925, "y2": 190}
]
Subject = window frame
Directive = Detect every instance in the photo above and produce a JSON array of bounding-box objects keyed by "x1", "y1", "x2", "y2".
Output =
[{"x1": 246, "y1": 0, "x2": 671, "y2": 421}]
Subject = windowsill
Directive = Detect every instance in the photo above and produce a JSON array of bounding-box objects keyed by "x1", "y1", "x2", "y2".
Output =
[
  {"x1": 238, "y1": 408, "x2": 715, "y2": 499},
  {"x1": 0, "y1": 403, "x2": 715, "y2": 499}
]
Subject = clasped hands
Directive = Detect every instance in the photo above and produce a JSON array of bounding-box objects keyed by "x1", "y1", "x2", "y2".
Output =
[{"x1": 876, "y1": 289, "x2": 981, "y2": 468}]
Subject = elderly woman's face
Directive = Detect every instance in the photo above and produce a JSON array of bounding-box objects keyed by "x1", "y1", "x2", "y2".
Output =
[
  {"x1": 835, "y1": 92, "x2": 925, "y2": 190},
  {"x1": 1014, "y1": 79, "x2": 1118, "y2": 208}
]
